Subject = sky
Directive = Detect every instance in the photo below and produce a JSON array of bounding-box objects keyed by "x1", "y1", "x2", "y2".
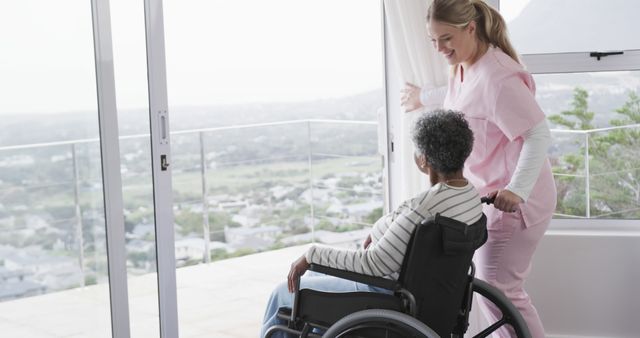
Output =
[
  {"x1": 0, "y1": 0, "x2": 383, "y2": 115},
  {"x1": 2, "y1": 0, "x2": 637, "y2": 116},
  {"x1": 0, "y1": 1, "x2": 97, "y2": 115}
]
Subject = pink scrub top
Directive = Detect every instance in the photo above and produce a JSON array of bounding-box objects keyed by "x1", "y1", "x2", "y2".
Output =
[{"x1": 443, "y1": 46, "x2": 557, "y2": 228}]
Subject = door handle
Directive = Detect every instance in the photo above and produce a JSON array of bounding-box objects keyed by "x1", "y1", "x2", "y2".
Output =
[{"x1": 161, "y1": 154, "x2": 169, "y2": 171}]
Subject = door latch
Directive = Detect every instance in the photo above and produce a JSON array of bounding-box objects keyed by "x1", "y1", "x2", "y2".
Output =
[
  {"x1": 160, "y1": 154, "x2": 169, "y2": 171},
  {"x1": 589, "y1": 51, "x2": 623, "y2": 61}
]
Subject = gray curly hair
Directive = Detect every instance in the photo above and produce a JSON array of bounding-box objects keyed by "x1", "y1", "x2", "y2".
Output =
[{"x1": 411, "y1": 109, "x2": 474, "y2": 174}]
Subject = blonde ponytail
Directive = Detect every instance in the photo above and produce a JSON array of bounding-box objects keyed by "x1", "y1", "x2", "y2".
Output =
[
  {"x1": 470, "y1": 0, "x2": 520, "y2": 64},
  {"x1": 427, "y1": 0, "x2": 520, "y2": 64}
]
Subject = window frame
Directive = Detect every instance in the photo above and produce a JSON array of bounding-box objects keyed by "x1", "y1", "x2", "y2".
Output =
[
  {"x1": 523, "y1": 50, "x2": 640, "y2": 74},
  {"x1": 502, "y1": 1, "x2": 640, "y2": 225},
  {"x1": 91, "y1": 0, "x2": 132, "y2": 336},
  {"x1": 384, "y1": 0, "x2": 640, "y2": 223}
]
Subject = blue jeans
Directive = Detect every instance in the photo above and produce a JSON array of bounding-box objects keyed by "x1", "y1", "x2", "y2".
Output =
[{"x1": 260, "y1": 271, "x2": 392, "y2": 338}]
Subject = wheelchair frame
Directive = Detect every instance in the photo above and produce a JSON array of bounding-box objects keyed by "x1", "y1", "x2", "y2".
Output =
[
  {"x1": 265, "y1": 263, "x2": 531, "y2": 338},
  {"x1": 265, "y1": 211, "x2": 531, "y2": 338}
]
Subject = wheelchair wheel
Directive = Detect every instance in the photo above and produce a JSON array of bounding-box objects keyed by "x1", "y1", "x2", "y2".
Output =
[
  {"x1": 471, "y1": 278, "x2": 531, "y2": 338},
  {"x1": 322, "y1": 309, "x2": 440, "y2": 338}
]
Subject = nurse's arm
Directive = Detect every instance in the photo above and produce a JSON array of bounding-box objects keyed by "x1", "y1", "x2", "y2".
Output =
[{"x1": 505, "y1": 120, "x2": 552, "y2": 202}]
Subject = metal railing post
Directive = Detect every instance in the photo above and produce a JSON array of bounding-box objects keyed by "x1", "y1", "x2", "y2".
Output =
[
  {"x1": 307, "y1": 121, "x2": 315, "y2": 242},
  {"x1": 199, "y1": 131, "x2": 211, "y2": 263},
  {"x1": 71, "y1": 143, "x2": 85, "y2": 287},
  {"x1": 585, "y1": 132, "x2": 591, "y2": 218}
]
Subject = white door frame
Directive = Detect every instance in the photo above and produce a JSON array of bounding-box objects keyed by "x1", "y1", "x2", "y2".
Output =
[
  {"x1": 93, "y1": 0, "x2": 180, "y2": 336},
  {"x1": 91, "y1": 0, "x2": 131, "y2": 337},
  {"x1": 144, "y1": 0, "x2": 180, "y2": 337}
]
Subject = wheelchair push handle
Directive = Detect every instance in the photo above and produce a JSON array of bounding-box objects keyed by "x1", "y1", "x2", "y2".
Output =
[{"x1": 480, "y1": 196, "x2": 495, "y2": 205}]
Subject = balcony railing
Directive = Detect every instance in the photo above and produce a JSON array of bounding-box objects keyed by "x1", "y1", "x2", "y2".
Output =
[
  {"x1": 2, "y1": 120, "x2": 639, "y2": 304},
  {"x1": 0, "y1": 119, "x2": 382, "y2": 301},
  {"x1": 550, "y1": 123, "x2": 640, "y2": 219}
]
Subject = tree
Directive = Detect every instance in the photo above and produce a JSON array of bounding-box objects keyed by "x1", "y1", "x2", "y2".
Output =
[
  {"x1": 549, "y1": 89, "x2": 640, "y2": 218},
  {"x1": 364, "y1": 207, "x2": 383, "y2": 225},
  {"x1": 548, "y1": 87, "x2": 595, "y2": 130},
  {"x1": 593, "y1": 91, "x2": 640, "y2": 212}
]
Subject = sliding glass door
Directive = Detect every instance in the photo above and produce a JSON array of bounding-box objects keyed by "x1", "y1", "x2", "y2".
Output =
[
  {"x1": 0, "y1": 1, "x2": 124, "y2": 337},
  {"x1": 161, "y1": 0, "x2": 386, "y2": 336},
  {"x1": 0, "y1": 1, "x2": 176, "y2": 337},
  {"x1": 1, "y1": 1, "x2": 388, "y2": 336},
  {"x1": 110, "y1": 0, "x2": 162, "y2": 337}
]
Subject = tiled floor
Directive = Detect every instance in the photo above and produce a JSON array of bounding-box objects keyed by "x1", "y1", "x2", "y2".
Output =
[{"x1": 0, "y1": 245, "x2": 310, "y2": 338}]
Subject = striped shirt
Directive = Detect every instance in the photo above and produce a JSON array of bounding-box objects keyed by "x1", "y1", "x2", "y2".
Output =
[{"x1": 305, "y1": 182, "x2": 483, "y2": 280}]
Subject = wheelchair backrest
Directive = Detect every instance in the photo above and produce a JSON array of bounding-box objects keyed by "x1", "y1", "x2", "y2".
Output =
[{"x1": 398, "y1": 213, "x2": 487, "y2": 337}]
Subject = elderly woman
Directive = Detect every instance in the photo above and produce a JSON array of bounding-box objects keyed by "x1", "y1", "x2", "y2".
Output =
[{"x1": 260, "y1": 109, "x2": 482, "y2": 338}]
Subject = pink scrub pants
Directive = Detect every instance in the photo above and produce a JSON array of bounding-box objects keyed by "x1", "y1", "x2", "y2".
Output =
[{"x1": 474, "y1": 207, "x2": 550, "y2": 338}]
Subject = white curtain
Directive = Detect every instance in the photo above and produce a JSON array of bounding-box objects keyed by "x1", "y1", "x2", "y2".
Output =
[
  {"x1": 383, "y1": 4, "x2": 489, "y2": 333},
  {"x1": 383, "y1": 0, "x2": 448, "y2": 200}
]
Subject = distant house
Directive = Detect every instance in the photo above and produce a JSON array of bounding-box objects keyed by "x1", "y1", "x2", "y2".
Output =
[
  {"x1": 40, "y1": 264, "x2": 84, "y2": 291},
  {"x1": 316, "y1": 229, "x2": 370, "y2": 247},
  {"x1": 274, "y1": 198, "x2": 297, "y2": 209},
  {"x1": 281, "y1": 228, "x2": 369, "y2": 249},
  {"x1": 299, "y1": 188, "x2": 330, "y2": 204},
  {"x1": 15, "y1": 215, "x2": 60, "y2": 238},
  {"x1": 280, "y1": 231, "x2": 320, "y2": 245},
  {"x1": 320, "y1": 177, "x2": 340, "y2": 189},
  {"x1": 344, "y1": 200, "x2": 382, "y2": 218},
  {"x1": 232, "y1": 204, "x2": 269, "y2": 227},
  {"x1": 3, "y1": 250, "x2": 81, "y2": 291},
  {"x1": 217, "y1": 200, "x2": 249, "y2": 210},
  {"x1": 224, "y1": 225, "x2": 282, "y2": 250},
  {"x1": 126, "y1": 223, "x2": 155, "y2": 240},
  {"x1": 326, "y1": 200, "x2": 346, "y2": 215},
  {"x1": 126, "y1": 239, "x2": 155, "y2": 254},
  {"x1": 125, "y1": 239, "x2": 155, "y2": 272},
  {"x1": 269, "y1": 185, "x2": 295, "y2": 200},
  {"x1": 231, "y1": 214, "x2": 259, "y2": 227},
  {"x1": 174, "y1": 238, "x2": 232, "y2": 262},
  {"x1": 0, "y1": 267, "x2": 46, "y2": 301}
]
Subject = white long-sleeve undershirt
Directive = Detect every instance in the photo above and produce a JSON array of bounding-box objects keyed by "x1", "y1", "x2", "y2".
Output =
[
  {"x1": 505, "y1": 120, "x2": 551, "y2": 202},
  {"x1": 419, "y1": 86, "x2": 447, "y2": 107}
]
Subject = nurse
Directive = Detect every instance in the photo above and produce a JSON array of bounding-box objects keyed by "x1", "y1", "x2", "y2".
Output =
[{"x1": 401, "y1": 1, "x2": 556, "y2": 337}]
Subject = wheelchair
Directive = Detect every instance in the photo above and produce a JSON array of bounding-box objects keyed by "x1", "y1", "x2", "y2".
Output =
[{"x1": 265, "y1": 210, "x2": 531, "y2": 338}]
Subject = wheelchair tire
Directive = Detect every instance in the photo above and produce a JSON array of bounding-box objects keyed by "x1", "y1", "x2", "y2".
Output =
[
  {"x1": 471, "y1": 278, "x2": 532, "y2": 338},
  {"x1": 322, "y1": 309, "x2": 440, "y2": 338}
]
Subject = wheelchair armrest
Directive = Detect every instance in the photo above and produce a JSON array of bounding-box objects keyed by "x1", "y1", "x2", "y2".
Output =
[{"x1": 309, "y1": 263, "x2": 400, "y2": 291}]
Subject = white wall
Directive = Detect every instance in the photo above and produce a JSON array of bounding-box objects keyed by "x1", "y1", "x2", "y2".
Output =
[{"x1": 526, "y1": 220, "x2": 640, "y2": 338}]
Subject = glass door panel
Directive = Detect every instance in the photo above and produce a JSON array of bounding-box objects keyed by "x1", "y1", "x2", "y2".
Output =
[
  {"x1": 109, "y1": 0, "x2": 162, "y2": 336},
  {"x1": 0, "y1": 2, "x2": 112, "y2": 337},
  {"x1": 162, "y1": 0, "x2": 385, "y2": 336}
]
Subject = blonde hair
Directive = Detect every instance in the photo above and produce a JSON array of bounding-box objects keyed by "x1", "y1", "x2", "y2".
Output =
[{"x1": 427, "y1": 0, "x2": 520, "y2": 64}]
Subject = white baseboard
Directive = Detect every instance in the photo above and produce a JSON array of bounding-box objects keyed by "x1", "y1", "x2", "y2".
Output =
[{"x1": 547, "y1": 334, "x2": 619, "y2": 338}]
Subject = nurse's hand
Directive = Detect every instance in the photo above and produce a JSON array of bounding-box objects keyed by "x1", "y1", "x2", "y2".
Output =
[
  {"x1": 486, "y1": 189, "x2": 523, "y2": 213},
  {"x1": 401, "y1": 83, "x2": 424, "y2": 112}
]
